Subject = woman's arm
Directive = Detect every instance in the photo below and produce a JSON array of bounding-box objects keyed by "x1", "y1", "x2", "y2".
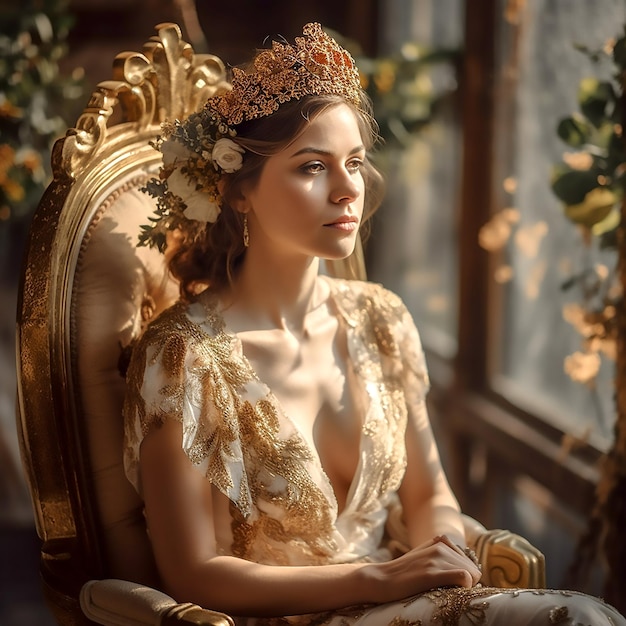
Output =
[
  {"x1": 397, "y1": 399, "x2": 467, "y2": 550},
  {"x1": 140, "y1": 420, "x2": 480, "y2": 617}
]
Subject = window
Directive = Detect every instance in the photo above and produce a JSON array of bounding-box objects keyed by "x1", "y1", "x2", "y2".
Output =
[
  {"x1": 369, "y1": 0, "x2": 625, "y2": 587},
  {"x1": 370, "y1": 0, "x2": 464, "y2": 358},
  {"x1": 485, "y1": 0, "x2": 624, "y2": 449}
]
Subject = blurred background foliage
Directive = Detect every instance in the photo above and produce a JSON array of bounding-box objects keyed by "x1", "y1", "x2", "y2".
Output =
[
  {"x1": 550, "y1": 27, "x2": 626, "y2": 385},
  {"x1": 552, "y1": 28, "x2": 625, "y2": 245},
  {"x1": 326, "y1": 27, "x2": 460, "y2": 151},
  {"x1": 356, "y1": 44, "x2": 459, "y2": 148},
  {"x1": 0, "y1": 0, "x2": 84, "y2": 277}
]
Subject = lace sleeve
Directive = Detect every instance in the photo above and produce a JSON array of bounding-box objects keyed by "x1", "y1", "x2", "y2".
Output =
[
  {"x1": 360, "y1": 281, "x2": 431, "y2": 437},
  {"x1": 123, "y1": 304, "x2": 196, "y2": 495},
  {"x1": 122, "y1": 301, "x2": 251, "y2": 513}
]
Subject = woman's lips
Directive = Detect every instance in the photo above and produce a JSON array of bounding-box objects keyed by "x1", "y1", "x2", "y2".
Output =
[{"x1": 324, "y1": 216, "x2": 359, "y2": 231}]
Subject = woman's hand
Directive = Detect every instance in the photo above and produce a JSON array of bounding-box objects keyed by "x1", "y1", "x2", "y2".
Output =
[{"x1": 363, "y1": 535, "x2": 482, "y2": 604}]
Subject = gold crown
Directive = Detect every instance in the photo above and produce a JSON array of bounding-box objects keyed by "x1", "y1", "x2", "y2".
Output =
[{"x1": 207, "y1": 22, "x2": 363, "y2": 126}]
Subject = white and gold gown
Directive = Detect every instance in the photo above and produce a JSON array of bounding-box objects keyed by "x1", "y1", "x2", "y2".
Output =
[{"x1": 124, "y1": 277, "x2": 625, "y2": 626}]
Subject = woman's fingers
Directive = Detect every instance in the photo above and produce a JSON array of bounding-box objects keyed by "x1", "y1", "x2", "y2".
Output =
[
  {"x1": 410, "y1": 536, "x2": 482, "y2": 586},
  {"x1": 369, "y1": 533, "x2": 483, "y2": 603},
  {"x1": 432, "y1": 535, "x2": 482, "y2": 584}
]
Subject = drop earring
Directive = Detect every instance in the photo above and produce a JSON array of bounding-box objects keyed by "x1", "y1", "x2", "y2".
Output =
[{"x1": 243, "y1": 214, "x2": 250, "y2": 248}]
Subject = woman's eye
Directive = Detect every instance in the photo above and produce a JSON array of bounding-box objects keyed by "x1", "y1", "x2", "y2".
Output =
[
  {"x1": 347, "y1": 159, "x2": 364, "y2": 173},
  {"x1": 301, "y1": 162, "x2": 324, "y2": 174}
]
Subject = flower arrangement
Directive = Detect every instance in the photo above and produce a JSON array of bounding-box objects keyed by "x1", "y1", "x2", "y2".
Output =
[{"x1": 139, "y1": 110, "x2": 244, "y2": 252}]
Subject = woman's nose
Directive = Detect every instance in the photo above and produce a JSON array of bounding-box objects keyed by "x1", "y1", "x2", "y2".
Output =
[{"x1": 330, "y1": 169, "x2": 361, "y2": 204}]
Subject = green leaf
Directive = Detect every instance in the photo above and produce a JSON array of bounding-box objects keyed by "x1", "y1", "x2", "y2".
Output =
[
  {"x1": 557, "y1": 115, "x2": 591, "y2": 147},
  {"x1": 563, "y1": 187, "x2": 617, "y2": 228},
  {"x1": 551, "y1": 168, "x2": 602, "y2": 204},
  {"x1": 606, "y1": 130, "x2": 626, "y2": 169},
  {"x1": 591, "y1": 207, "x2": 620, "y2": 236},
  {"x1": 613, "y1": 35, "x2": 626, "y2": 69},
  {"x1": 578, "y1": 78, "x2": 614, "y2": 127}
]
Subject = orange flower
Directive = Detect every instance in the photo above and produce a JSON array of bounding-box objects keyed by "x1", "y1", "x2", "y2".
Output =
[
  {"x1": 19, "y1": 149, "x2": 41, "y2": 173},
  {"x1": 0, "y1": 144, "x2": 16, "y2": 180},
  {"x1": 2, "y1": 178, "x2": 25, "y2": 202},
  {"x1": 0, "y1": 100, "x2": 23, "y2": 119}
]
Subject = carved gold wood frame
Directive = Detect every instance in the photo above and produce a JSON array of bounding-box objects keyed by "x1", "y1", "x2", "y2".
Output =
[{"x1": 16, "y1": 23, "x2": 229, "y2": 622}]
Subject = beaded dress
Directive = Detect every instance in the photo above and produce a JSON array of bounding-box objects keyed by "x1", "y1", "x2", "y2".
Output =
[{"x1": 124, "y1": 277, "x2": 625, "y2": 626}]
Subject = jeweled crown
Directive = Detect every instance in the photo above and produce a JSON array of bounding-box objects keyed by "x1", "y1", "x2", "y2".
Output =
[{"x1": 207, "y1": 22, "x2": 363, "y2": 126}]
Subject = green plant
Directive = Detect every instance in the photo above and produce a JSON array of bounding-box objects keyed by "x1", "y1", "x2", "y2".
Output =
[
  {"x1": 552, "y1": 35, "x2": 625, "y2": 243},
  {"x1": 551, "y1": 28, "x2": 626, "y2": 385},
  {"x1": 328, "y1": 29, "x2": 460, "y2": 148},
  {"x1": 0, "y1": 0, "x2": 83, "y2": 228},
  {"x1": 551, "y1": 26, "x2": 626, "y2": 606}
]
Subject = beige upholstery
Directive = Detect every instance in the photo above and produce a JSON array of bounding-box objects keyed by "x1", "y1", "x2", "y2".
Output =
[
  {"x1": 80, "y1": 579, "x2": 234, "y2": 626},
  {"x1": 15, "y1": 23, "x2": 545, "y2": 626},
  {"x1": 74, "y1": 177, "x2": 178, "y2": 586},
  {"x1": 16, "y1": 23, "x2": 235, "y2": 624}
]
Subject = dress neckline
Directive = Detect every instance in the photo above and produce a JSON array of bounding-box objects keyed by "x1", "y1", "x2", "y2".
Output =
[{"x1": 193, "y1": 275, "x2": 369, "y2": 519}]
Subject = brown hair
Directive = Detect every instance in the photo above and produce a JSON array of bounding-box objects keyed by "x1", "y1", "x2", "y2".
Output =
[{"x1": 168, "y1": 92, "x2": 385, "y2": 299}]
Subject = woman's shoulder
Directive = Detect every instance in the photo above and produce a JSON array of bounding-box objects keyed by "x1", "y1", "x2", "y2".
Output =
[
  {"x1": 324, "y1": 276, "x2": 408, "y2": 320},
  {"x1": 139, "y1": 299, "x2": 191, "y2": 342},
  {"x1": 143, "y1": 291, "x2": 224, "y2": 340},
  {"x1": 130, "y1": 296, "x2": 217, "y2": 363}
]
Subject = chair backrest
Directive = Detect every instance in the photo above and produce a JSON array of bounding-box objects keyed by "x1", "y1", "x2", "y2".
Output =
[
  {"x1": 15, "y1": 22, "x2": 230, "y2": 620},
  {"x1": 15, "y1": 22, "x2": 366, "y2": 623}
]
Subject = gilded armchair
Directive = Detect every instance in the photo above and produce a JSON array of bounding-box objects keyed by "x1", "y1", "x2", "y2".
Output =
[{"x1": 15, "y1": 23, "x2": 545, "y2": 626}]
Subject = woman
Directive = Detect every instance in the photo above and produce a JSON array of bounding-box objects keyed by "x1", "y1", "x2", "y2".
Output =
[{"x1": 124, "y1": 23, "x2": 625, "y2": 625}]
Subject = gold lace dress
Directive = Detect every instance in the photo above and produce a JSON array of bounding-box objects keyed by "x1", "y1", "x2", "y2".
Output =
[{"x1": 124, "y1": 277, "x2": 625, "y2": 626}]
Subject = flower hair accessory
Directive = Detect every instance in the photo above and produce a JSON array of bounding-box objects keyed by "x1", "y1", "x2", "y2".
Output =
[
  {"x1": 139, "y1": 22, "x2": 364, "y2": 251},
  {"x1": 138, "y1": 110, "x2": 243, "y2": 251}
]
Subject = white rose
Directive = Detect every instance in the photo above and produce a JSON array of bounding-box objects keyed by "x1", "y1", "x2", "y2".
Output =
[
  {"x1": 212, "y1": 138, "x2": 244, "y2": 173},
  {"x1": 166, "y1": 168, "x2": 195, "y2": 200},
  {"x1": 160, "y1": 137, "x2": 193, "y2": 167},
  {"x1": 183, "y1": 196, "x2": 221, "y2": 223},
  {"x1": 167, "y1": 169, "x2": 221, "y2": 223}
]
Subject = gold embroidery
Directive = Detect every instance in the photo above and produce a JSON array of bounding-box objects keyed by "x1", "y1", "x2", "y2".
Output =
[
  {"x1": 408, "y1": 587, "x2": 509, "y2": 626},
  {"x1": 123, "y1": 282, "x2": 626, "y2": 625},
  {"x1": 549, "y1": 603, "x2": 594, "y2": 626},
  {"x1": 388, "y1": 618, "x2": 422, "y2": 626},
  {"x1": 124, "y1": 278, "x2": 429, "y2": 567},
  {"x1": 549, "y1": 606, "x2": 572, "y2": 625}
]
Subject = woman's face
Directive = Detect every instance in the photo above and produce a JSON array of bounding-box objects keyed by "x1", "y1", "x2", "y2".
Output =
[{"x1": 241, "y1": 104, "x2": 366, "y2": 262}]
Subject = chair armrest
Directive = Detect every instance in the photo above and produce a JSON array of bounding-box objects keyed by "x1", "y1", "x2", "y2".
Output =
[
  {"x1": 462, "y1": 514, "x2": 546, "y2": 589},
  {"x1": 388, "y1": 510, "x2": 546, "y2": 589},
  {"x1": 80, "y1": 579, "x2": 234, "y2": 626}
]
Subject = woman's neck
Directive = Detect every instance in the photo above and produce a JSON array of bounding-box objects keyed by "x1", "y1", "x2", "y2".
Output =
[{"x1": 226, "y1": 249, "x2": 326, "y2": 334}]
